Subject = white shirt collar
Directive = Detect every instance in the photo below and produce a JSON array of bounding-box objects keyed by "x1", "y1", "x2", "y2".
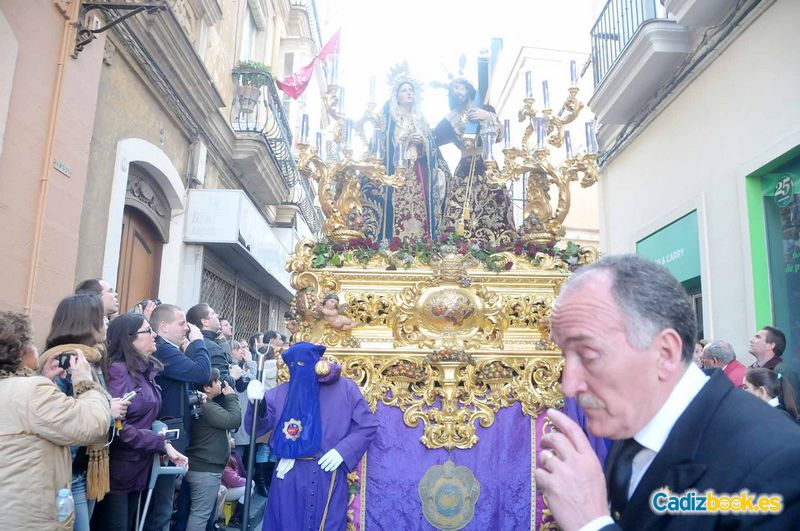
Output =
[
  {"x1": 161, "y1": 336, "x2": 180, "y2": 349},
  {"x1": 634, "y1": 363, "x2": 709, "y2": 453},
  {"x1": 768, "y1": 396, "x2": 780, "y2": 407}
]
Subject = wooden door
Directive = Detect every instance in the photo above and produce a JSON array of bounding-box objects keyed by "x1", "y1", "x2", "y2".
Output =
[{"x1": 116, "y1": 206, "x2": 163, "y2": 313}]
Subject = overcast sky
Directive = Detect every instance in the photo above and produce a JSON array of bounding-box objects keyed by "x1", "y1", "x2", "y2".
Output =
[{"x1": 316, "y1": 0, "x2": 601, "y2": 120}]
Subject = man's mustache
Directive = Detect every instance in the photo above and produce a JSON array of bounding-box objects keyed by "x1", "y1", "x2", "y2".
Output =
[{"x1": 577, "y1": 393, "x2": 606, "y2": 409}]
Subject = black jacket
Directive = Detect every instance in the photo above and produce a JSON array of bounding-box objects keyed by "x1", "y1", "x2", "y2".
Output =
[
  {"x1": 202, "y1": 330, "x2": 247, "y2": 392},
  {"x1": 604, "y1": 371, "x2": 800, "y2": 530}
]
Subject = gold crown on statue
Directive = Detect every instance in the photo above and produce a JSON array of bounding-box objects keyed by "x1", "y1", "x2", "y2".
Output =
[{"x1": 386, "y1": 61, "x2": 423, "y2": 101}]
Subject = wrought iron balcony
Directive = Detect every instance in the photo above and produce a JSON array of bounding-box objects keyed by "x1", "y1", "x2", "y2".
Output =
[
  {"x1": 231, "y1": 69, "x2": 321, "y2": 234},
  {"x1": 591, "y1": 0, "x2": 670, "y2": 86}
]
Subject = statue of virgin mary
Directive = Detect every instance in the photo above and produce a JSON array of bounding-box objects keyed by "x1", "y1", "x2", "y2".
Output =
[{"x1": 361, "y1": 64, "x2": 449, "y2": 241}]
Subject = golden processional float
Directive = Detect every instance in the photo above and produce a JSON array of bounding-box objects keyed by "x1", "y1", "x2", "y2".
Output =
[{"x1": 284, "y1": 58, "x2": 600, "y2": 531}]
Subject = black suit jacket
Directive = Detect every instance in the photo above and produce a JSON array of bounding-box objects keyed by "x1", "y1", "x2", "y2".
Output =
[{"x1": 603, "y1": 371, "x2": 800, "y2": 530}]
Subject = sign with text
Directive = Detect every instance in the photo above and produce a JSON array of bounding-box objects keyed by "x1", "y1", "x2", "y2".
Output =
[{"x1": 636, "y1": 211, "x2": 701, "y2": 284}]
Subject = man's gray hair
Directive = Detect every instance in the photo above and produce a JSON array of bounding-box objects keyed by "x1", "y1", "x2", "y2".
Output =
[
  {"x1": 563, "y1": 254, "x2": 697, "y2": 363},
  {"x1": 703, "y1": 340, "x2": 736, "y2": 364}
]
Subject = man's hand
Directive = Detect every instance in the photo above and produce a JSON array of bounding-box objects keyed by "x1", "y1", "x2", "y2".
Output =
[
  {"x1": 110, "y1": 397, "x2": 131, "y2": 420},
  {"x1": 536, "y1": 408, "x2": 609, "y2": 531},
  {"x1": 142, "y1": 300, "x2": 157, "y2": 321},
  {"x1": 229, "y1": 364, "x2": 243, "y2": 381},
  {"x1": 467, "y1": 108, "x2": 493, "y2": 122},
  {"x1": 247, "y1": 380, "x2": 265, "y2": 401},
  {"x1": 318, "y1": 449, "x2": 343, "y2": 472},
  {"x1": 221, "y1": 380, "x2": 235, "y2": 397},
  {"x1": 187, "y1": 323, "x2": 203, "y2": 342}
]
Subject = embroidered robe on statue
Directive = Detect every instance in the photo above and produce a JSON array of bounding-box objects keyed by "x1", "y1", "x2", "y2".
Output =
[
  {"x1": 361, "y1": 102, "x2": 448, "y2": 241},
  {"x1": 245, "y1": 375, "x2": 377, "y2": 530},
  {"x1": 434, "y1": 104, "x2": 516, "y2": 245}
]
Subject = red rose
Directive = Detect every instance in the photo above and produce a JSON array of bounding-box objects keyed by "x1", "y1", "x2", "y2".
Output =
[
  {"x1": 389, "y1": 237, "x2": 401, "y2": 251},
  {"x1": 504, "y1": 261, "x2": 513, "y2": 270}
]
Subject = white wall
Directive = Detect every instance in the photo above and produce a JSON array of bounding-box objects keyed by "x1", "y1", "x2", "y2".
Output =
[{"x1": 600, "y1": 0, "x2": 800, "y2": 356}]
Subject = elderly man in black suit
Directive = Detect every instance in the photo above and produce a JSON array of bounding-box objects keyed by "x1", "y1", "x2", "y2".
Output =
[{"x1": 537, "y1": 254, "x2": 800, "y2": 530}]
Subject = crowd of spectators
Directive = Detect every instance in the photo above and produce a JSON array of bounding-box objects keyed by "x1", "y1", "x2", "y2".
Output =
[
  {"x1": 694, "y1": 325, "x2": 800, "y2": 424},
  {"x1": 0, "y1": 278, "x2": 289, "y2": 530}
]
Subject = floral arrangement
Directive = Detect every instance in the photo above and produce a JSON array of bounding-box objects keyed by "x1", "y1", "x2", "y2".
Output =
[{"x1": 309, "y1": 228, "x2": 584, "y2": 272}]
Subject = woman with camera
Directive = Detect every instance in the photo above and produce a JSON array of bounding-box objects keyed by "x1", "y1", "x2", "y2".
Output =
[
  {"x1": 42, "y1": 294, "x2": 131, "y2": 531},
  {"x1": 0, "y1": 311, "x2": 111, "y2": 530},
  {"x1": 92, "y1": 313, "x2": 189, "y2": 531}
]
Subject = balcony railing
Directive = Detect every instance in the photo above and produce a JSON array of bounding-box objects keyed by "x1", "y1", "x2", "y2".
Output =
[
  {"x1": 591, "y1": 0, "x2": 670, "y2": 86},
  {"x1": 231, "y1": 70, "x2": 322, "y2": 233}
]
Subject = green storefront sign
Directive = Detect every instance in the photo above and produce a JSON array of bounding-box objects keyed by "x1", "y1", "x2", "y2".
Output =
[{"x1": 636, "y1": 211, "x2": 701, "y2": 283}]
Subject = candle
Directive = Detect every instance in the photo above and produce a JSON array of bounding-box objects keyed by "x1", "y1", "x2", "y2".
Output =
[
  {"x1": 328, "y1": 55, "x2": 339, "y2": 85},
  {"x1": 315, "y1": 131, "x2": 323, "y2": 154},
  {"x1": 525, "y1": 71, "x2": 532, "y2": 98},
  {"x1": 564, "y1": 130, "x2": 573, "y2": 159},
  {"x1": 535, "y1": 117, "x2": 546, "y2": 149},
  {"x1": 338, "y1": 87, "x2": 345, "y2": 114},
  {"x1": 345, "y1": 119, "x2": 353, "y2": 146},
  {"x1": 369, "y1": 75, "x2": 376, "y2": 103},
  {"x1": 483, "y1": 132, "x2": 496, "y2": 161},
  {"x1": 503, "y1": 119, "x2": 511, "y2": 149},
  {"x1": 585, "y1": 122, "x2": 598, "y2": 153},
  {"x1": 542, "y1": 80, "x2": 550, "y2": 109},
  {"x1": 299, "y1": 114, "x2": 309, "y2": 144},
  {"x1": 371, "y1": 129, "x2": 381, "y2": 155},
  {"x1": 570, "y1": 60, "x2": 578, "y2": 87}
]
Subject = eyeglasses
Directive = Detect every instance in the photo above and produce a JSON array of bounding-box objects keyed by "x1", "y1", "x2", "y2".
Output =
[{"x1": 131, "y1": 327, "x2": 154, "y2": 336}]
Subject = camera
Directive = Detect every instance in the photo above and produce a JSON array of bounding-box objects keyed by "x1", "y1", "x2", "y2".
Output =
[
  {"x1": 55, "y1": 351, "x2": 76, "y2": 371},
  {"x1": 137, "y1": 298, "x2": 162, "y2": 309},
  {"x1": 187, "y1": 390, "x2": 204, "y2": 420}
]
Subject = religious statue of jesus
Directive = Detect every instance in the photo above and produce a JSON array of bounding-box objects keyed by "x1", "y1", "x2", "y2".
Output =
[{"x1": 434, "y1": 78, "x2": 516, "y2": 244}]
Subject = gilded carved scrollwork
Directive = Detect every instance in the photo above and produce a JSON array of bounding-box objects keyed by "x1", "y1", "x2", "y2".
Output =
[
  {"x1": 348, "y1": 293, "x2": 394, "y2": 326},
  {"x1": 284, "y1": 241, "x2": 584, "y2": 451},
  {"x1": 332, "y1": 355, "x2": 563, "y2": 451},
  {"x1": 504, "y1": 295, "x2": 553, "y2": 337}
]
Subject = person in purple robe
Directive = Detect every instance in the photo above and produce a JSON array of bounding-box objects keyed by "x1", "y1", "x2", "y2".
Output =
[{"x1": 245, "y1": 342, "x2": 377, "y2": 530}]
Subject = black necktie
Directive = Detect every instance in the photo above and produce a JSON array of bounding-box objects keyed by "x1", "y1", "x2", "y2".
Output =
[{"x1": 608, "y1": 438, "x2": 644, "y2": 519}]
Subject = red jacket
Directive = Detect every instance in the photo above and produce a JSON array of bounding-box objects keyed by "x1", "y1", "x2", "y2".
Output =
[{"x1": 723, "y1": 359, "x2": 747, "y2": 388}]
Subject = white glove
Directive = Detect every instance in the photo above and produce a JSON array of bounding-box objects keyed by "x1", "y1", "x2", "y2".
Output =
[
  {"x1": 318, "y1": 449, "x2": 343, "y2": 472},
  {"x1": 276, "y1": 458, "x2": 295, "y2": 479},
  {"x1": 246, "y1": 379, "x2": 265, "y2": 401}
]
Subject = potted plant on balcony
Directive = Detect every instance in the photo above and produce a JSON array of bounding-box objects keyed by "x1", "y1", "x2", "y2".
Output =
[{"x1": 233, "y1": 60, "x2": 271, "y2": 114}]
